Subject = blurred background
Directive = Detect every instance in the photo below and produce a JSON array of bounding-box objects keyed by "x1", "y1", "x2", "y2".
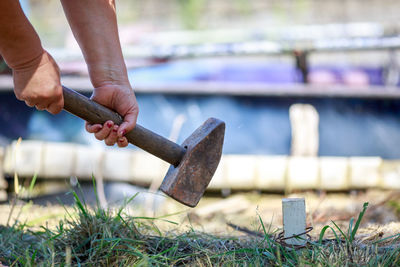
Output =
[
  {"x1": 1, "y1": 0, "x2": 400, "y2": 155},
  {"x1": 1, "y1": 0, "x2": 400, "y2": 204}
]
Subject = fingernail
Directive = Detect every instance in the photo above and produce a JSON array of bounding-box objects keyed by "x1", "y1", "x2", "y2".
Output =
[
  {"x1": 107, "y1": 122, "x2": 113, "y2": 128},
  {"x1": 119, "y1": 129, "x2": 126, "y2": 137},
  {"x1": 112, "y1": 128, "x2": 118, "y2": 133},
  {"x1": 119, "y1": 138, "x2": 124, "y2": 143}
]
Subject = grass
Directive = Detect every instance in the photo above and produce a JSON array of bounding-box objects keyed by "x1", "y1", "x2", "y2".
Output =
[{"x1": 1, "y1": 185, "x2": 400, "y2": 266}]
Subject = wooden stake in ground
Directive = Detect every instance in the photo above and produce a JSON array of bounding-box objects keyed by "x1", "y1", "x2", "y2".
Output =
[{"x1": 282, "y1": 198, "x2": 306, "y2": 246}]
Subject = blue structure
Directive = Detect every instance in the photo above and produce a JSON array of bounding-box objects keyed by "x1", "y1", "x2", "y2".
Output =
[{"x1": 2, "y1": 90, "x2": 400, "y2": 158}]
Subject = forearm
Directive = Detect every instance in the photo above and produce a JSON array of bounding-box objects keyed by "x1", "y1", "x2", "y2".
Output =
[
  {"x1": 0, "y1": 0, "x2": 44, "y2": 69},
  {"x1": 60, "y1": 0, "x2": 129, "y2": 87}
]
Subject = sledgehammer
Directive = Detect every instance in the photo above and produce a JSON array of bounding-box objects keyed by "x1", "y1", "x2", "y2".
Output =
[{"x1": 62, "y1": 86, "x2": 225, "y2": 207}]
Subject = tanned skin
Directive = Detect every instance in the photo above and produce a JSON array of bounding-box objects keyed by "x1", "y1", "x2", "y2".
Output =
[{"x1": 0, "y1": 0, "x2": 138, "y2": 147}]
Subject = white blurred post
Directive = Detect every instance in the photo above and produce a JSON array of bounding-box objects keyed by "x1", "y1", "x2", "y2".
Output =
[
  {"x1": 282, "y1": 198, "x2": 306, "y2": 246},
  {"x1": 0, "y1": 147, "x2": 7, "y2": 201},
  {"x1": 289, "y1": 104, "x2": 319, "y2": 156}
]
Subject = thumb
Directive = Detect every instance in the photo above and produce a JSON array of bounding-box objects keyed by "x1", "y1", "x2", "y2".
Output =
[{"x1": 118, "y1": 108, "x2": 138, "y2": 137}]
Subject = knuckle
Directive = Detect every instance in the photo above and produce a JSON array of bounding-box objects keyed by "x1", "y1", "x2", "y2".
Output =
[
  {"x1": 105, "y1": 140, "x2": 114, "y2": 146},
  {"x1": 47, "y1": 103, "x2": 62, "y2": 115},
  {"x1": 94, "y1": 134, "x2": 103, "y2": 141},
  {"x1": 49, "y1": 107, "x2": 62, "y2": 115},
  {"x1": 25, "y1": 100, "x2": 34, "y2": 107},
  {"x1": 85, "y1": 126, "x2": 94, "y2": 133},
  {"x1": 14, "y1": 91, "x2": 23, "y2": 100},
  {"x1": 54, "y1": 88, "x2": 63, "y2": 99},
  {"x1": 19, "y1": 92, "x2": 29, "y2": 100},
  {"x1": 132, "y1": 106, "x2": 139, "y2": 116}
]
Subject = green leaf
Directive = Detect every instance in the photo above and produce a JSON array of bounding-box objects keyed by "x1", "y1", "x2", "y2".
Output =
[
  {"x1": 29, "y1": 174, "x2": 37, "y2": 193},
  {"x1": 331, "y1": 220, "x2": 348, "y2": 243},
  {"x1": 350, "y1": 202, "x2": 368, "y2": 243},
  {"x1": 318, "y1": 225, "x2": 331, "y2": 244},
  {"x1": 72, "y1": 191, "x2": 88, "y2": 217}
]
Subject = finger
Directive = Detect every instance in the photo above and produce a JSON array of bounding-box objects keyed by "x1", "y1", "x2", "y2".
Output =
[
  {"x1": 94, "y1": 120, "x2": 114, "y2": 140},
  {"x1": 24, "y1": 100, "x2": 35, "y2": 107},
  {"x1": 104, "y1": 125, "x2": 119, "y2": 146},
  {"x1": 46, "y1": 97, "x2": 64, "y2": 115},
  {"x1": 118, "y1": 109, "x2": 138, "y2": 137},
  {"x1": 85, "y1": 123, "x2": 103, "y2": 134},
  {"x1": 117, "y1": 137, "x2": 128, "y2": 148},
  {"x1": 85, "y1": 122, "x2": 93, "y2": 130},
  {"x1": 35, "y1": 104, "x2": 48, "y2": 111}
]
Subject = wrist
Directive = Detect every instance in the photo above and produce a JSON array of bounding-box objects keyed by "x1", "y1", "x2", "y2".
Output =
[
  {"x1": 9, "y1": 48, "x2": 47, "y2": 71},
  {"x1": 2, "y1": 43, "x2": 44, "y2": 71},
  {"x1": 88, "y1": 63, "x2": 130, "y2": 89}
]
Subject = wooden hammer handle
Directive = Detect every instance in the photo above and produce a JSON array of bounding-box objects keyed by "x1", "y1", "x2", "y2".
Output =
[{"x1": 62, "y1": 86, "x2": 185, "y2": 166}]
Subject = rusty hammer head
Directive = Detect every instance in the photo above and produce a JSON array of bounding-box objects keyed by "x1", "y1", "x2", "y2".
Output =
[{"x1": 159, "y1": 118, "x2": 225, "y2": 207}]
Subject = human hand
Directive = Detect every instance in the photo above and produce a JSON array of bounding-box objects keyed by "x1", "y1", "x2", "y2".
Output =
[
  {"x1": 13, "y1": 50, "x2": 63, "y2": 114},
  {"x1": 85, "y1": 82, "x2": 139, "y2": 147}
]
